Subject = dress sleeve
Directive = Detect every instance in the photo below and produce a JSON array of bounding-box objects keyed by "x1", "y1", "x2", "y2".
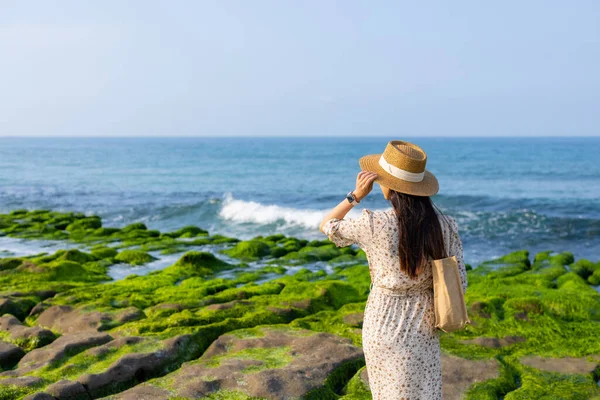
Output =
[
  {"x1": 447, "y1": 217, "x2": 468, "y2": 293},
  {"x1": 322, "y1": 209, "x2": 375, "y2": 249}
]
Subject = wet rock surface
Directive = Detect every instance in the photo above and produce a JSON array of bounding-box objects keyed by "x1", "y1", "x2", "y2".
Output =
[
  {"x1": 6, "y1": 332, "x2": 112, "y2": 375},
  {"x1": 0, "y1": 314, "x2": 56, "y2": 351},
  {"x1": 441, "y1": 354, "x2": 500, "y2": 400},
  {"x1": 520, "y1": 355, "x2": 600, "y2": 375},
  {"x1": 0, "y1": 340, "x2": 25, "y2": 370},
  {"x1": 460, "y1": 335, "x2": 526, "y2": 348},
  {"x1": 114, "y1": 326, "x2": 364, "y2": 399}
]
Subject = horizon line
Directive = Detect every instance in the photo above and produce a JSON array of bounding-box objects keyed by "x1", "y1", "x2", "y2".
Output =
[{"x1": 1, "y1": 135, "x2": 598, "y2": 139}]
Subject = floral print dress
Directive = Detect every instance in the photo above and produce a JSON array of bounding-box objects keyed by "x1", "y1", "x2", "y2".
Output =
[{"x1": 323, "y1": 209, "x2": 468, "y2": 400}]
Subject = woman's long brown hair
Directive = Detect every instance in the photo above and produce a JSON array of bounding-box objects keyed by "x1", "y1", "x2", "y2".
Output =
[{"x1": 389, "y1": 189, "x2": 448, "y2": 279}]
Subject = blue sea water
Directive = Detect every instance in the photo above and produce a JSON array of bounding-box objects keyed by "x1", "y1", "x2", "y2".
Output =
[{"x1": 0, "y1": 136, "x2": 598, "y2": 267}]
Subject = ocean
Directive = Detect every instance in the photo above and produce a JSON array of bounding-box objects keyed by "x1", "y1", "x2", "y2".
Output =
[{"x1": 0, "y1": 136, "x2": 598, "y2": 267}]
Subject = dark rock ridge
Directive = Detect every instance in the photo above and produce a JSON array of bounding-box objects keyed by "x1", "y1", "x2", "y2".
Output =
[{"x1": 114, "y1": 326, "x2": 365, "y2": 399}]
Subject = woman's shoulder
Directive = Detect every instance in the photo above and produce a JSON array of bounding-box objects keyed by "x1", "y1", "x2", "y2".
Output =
[
  {"x1": 361, "y1": 208, "x2": 397, "y2": 229},
  {"x1": 363, "y1": 208, "x2": 395, "y2": 220}
]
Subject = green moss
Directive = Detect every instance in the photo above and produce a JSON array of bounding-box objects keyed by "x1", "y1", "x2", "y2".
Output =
[
  {"x1": 164, "y1": 226, "x2": 208, "y2": 238},
  {"x1": 485, "y1": 250, "x2": 531, "y2": 267},
  {"x1": 339, "y1": 366, "x2": 372, "y2": 399},
  {"x1": 59, "y1": 249, "x2": 97, "y2": 264},
  {"x1": 588, "y1": 269, "x2": 600, "y2": 286},
  {"x1": 264, "y1": 234, "x2": 286, "y2": 242},
  {"x1": 29, "y1": 338, "x2": 164, "y2": 382},
  {"x1": 166, "y1": 251, "x2": 232, "y2": 277},
  {"x1": 160, "y1": 247, "x2": 185, "y2": 255},
  {"x1": 66, "y1": 216, "x2": 102, "y2": 231},
  {"x1": 91, "y1": 247, "x2": 118, "y2": 260},
  {"x1": 304, "y1": 357, "x2": 366, "y2": 400},
  {"x1": 211, "y1": 234, "x2": 240, "y2": 244},
  {"x1": 502, "y1": 356, "x2": 600, "y2": 399},
  {"x1": 0, "y1": 258, "x2": 23, "y2": 271},
  {"x1": 93, "y1": 227, "x2": 121, "y2": 236},
  {"x1": 0, "y1": 382, "x2": 44, "y2": 400},
  {"x1": 114, "y1": 249, "x2": 157, "y2": 266},
  {"x1": 122, "y1": 222, "x2": 148, "y2": 232},
  {"x1": 464, "y1": 357, "x2": 519, "y2": 399},
  {"x1": 290, "y1": 302, "x2": 365, "y2": 346},
  {"x1": 46, "y1": 260, "x2": 103, "y2": 281},
  {"x1": 221, "y1": 240, "x2": 271, "y2": 260}
]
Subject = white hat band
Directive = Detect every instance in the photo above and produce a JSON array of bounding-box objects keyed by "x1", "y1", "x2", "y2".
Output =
[{"x1": 378, "y1": 155, "x2": 425, "y2": 183}]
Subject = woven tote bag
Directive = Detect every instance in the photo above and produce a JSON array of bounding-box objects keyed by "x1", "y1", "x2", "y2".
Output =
[{"x1": 431, "y1": 256, "x2": 471, "y2": 332}]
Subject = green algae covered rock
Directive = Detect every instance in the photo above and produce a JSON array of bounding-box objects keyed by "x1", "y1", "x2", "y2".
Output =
[
  {"x1": 66, "y1": 216, "x2": 102, "y2": 231},
  {"x1": 164, "y1": 225, "x2": 209, "y2": 238},
  {"x1": 0, "y1": 258, "x2": 23, "y2": 271},
  {"x1": 90, "y1": 246, "x2": 118, "y2": 260},
  {"x1": 588, "y1": 269, "x2": 600, "y2": 286},
  {"x1": 121, "y1": 222, "x2": 147, "y2": 232},
  {"x1": 166, "y1": 251, "x2": 231, "y2": 278},
  {"x1": 282, "y1": 244, "x2": 341, "y2": 263},
  {"x1": 92, "y1": 227, "x2": 121, "y2": 236},
  {"x1": 114, "y1": 249, "x2": 157, "y2": 266},
  {"x1": 210, "y1": 234, "x2": 240, "y2": 244},
  {"x1": 221, "y1": 240, "x2": 272, "y2": 260}
]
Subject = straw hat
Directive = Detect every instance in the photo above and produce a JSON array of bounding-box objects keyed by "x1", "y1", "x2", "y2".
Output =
[{"x1": 359, "y1": 140, "x2": 439, "y2": 196}]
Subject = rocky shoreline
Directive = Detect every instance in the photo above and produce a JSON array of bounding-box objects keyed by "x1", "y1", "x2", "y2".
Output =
[{"x1": 1, "y1": 209, "x2": 599, "y2": 399}]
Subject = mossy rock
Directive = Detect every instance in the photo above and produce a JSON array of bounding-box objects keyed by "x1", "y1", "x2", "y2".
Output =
[
  {"x1": 114, "y1": 250, "x2": 157, "y2": 265},
  {"x1": 91, "y1": 247, "x2": 119, "y2": 260},
  {"x1": 122, "y1": 222, "x2": 148, "y2": 232},
  {"x1": 484, "y1": 250, "x2": 531, "y2": 268},
  {"x1": 66, "y1": 216, "x2": 102, "y2": 231},
  {"x1": 92, "y1": 227, "x2": 121, "y2": 236},
  {"x1": 0, "y1": 258, "x2": 23, "y2": 271},
  {"x1": 166, "y1": 251, "x2": 232, "y2": 277},
  {"x1": 221, "y1": 240, "x2": 271, "y2": 260},
  {"x1": 588, "y1": 269, "x2": 600, "y2": 286},
  {"x1": 45, "y1": 260, "x2": 97, "y2": 281},
  {"x1": 9, "y1": 209, "x2": 28, "y2": 216},
  {"x1": 59, "y1": 249, "x2": 97, "y2": 264},
  {"x1": 571, "y1": 259, "x2": 600, "y2": 281},
  {"x1": 210, "y1": 234, "x2": 240, "y2": 244},
  {"x1": 264, "y1": 234, "x2": 286, "y2": 243},
  {"x1": 31, "y1": 249, "x2": 95, "y2": 265},
  {"x1": 295, "y1": 245, "x2": 341, "y2": 262},
  {"x1": 269, "y1": 246, "x2": 289, "y2": 258},
  {"x1": 165, "y1": 225, "x2": 209, "y2": 238},
  {"x1": 307, "y1": 239, "x2": 332, "y2": 247}
]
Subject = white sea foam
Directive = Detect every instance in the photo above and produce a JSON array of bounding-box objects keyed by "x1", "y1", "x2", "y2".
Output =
[{"x1": 219, "y1": 193, "x2": 371, "y2": 229}]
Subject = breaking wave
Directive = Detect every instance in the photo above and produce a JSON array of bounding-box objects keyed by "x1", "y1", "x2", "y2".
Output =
[{"x1": 218, "y1": 193, "x2": 372, "y2": 229}]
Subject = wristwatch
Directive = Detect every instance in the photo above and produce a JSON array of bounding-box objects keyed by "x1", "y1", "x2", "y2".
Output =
[{"x1": 346, "y1": 191, "x2": 360, "y2": 206}]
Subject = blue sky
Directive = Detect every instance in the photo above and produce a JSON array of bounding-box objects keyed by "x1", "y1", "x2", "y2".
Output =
[{"x1": 1, "y1": 1, "x2": 598, "y2": 137}]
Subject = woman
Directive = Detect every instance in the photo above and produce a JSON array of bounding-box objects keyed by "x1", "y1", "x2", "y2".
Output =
[{"x1": 319, "y1": 140, "x2": 468, "y2": 400}]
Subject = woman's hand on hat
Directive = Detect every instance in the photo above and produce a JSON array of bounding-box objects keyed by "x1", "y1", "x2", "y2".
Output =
[{"x1": 354, "y1": 171, "x2": 378, "y2": 202}]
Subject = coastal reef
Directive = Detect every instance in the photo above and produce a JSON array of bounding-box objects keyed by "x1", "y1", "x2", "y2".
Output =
[{"x1": 1, "y1": 210, "x2": 599, "y2": 399}]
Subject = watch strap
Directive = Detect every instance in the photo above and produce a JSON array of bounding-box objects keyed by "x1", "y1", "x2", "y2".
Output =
[{"x1": 346, "y1": 191, "x2": 360, "y2": 206}]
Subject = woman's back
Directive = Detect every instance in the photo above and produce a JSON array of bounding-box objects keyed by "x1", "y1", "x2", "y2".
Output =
[{"x1": 325, "y1": 208, "x2": 467, "y2": 295}]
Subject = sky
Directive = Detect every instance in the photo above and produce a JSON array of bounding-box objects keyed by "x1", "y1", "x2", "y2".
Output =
[{"x1": 0, "y1": 1, "x2": 599, "y2": 137}]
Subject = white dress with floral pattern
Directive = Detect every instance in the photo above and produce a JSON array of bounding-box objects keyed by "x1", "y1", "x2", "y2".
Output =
[{"x1": 323, "y1": 209, "x2": 468, "y2": 400}]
